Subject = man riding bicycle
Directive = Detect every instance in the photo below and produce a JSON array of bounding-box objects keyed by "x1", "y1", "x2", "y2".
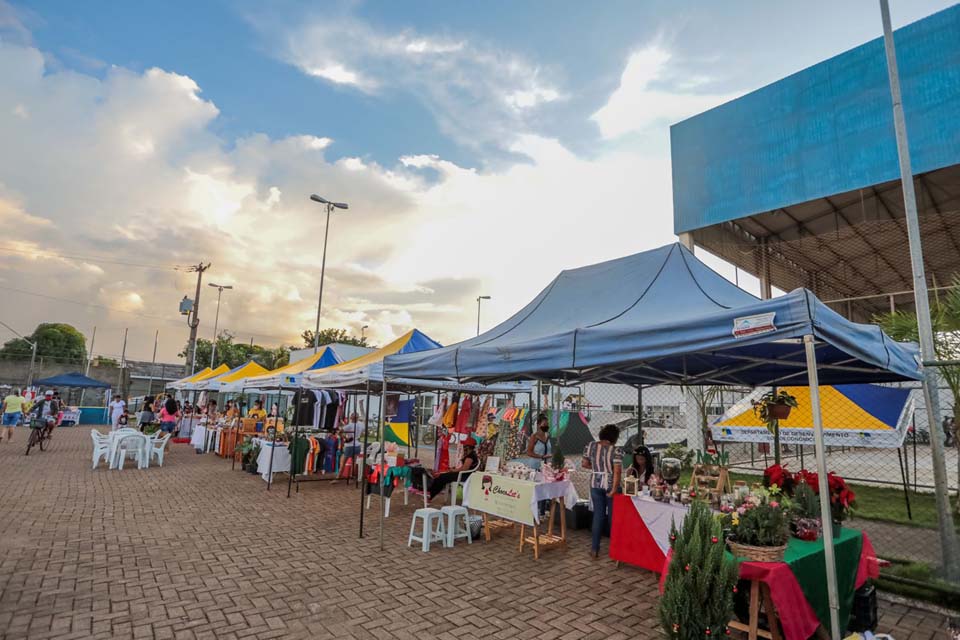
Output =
[{"x1": 31, "y1": 390, "x2": 60, "y2": 435}]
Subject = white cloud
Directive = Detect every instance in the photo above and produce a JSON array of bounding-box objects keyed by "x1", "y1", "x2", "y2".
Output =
[
  {"x1": 591, "y1": 45, "x2": 738, "y2": 139},
  {"x1": 268, "y1": 17, "x2": 563, "y2": 152}
]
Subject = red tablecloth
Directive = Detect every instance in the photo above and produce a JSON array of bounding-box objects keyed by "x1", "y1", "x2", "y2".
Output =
[
  {"x1": 656, "y1": 533, "x2": 879, "y2": 640},
  {"x1": 609, "y1": 493, "x2": 677, "y2": 572}
]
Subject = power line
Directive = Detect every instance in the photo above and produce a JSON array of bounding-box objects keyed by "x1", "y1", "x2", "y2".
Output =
[{"x1": 0, "y1": 243, "x2": 183, "y2": 272}]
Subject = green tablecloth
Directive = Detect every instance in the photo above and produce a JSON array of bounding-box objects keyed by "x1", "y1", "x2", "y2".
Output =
[{"x1": 785, "y1": 528, "x2": 863, "y2": 634}]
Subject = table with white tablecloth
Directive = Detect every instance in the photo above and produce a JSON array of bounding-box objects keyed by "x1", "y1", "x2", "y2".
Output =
[
  {"x1": 189, "y1": 424, "x2": 216, "y2": 453},
  {"x1": 254, "y1": 438, "x2": 290, "y2": 482}
]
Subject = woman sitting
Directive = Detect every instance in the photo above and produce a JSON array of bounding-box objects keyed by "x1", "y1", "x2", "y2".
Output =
[
  {"x1": 626, "y1": 445, "x2": 658, "y2": 487},
  {"x1": 427, "y1": 437, "x2": 479, "y2": 500},
  {"x1": 247, "y1": 400, "x2": 267, "y2": 421}
]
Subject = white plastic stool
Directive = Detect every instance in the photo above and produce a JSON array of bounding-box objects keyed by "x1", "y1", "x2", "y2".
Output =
[
  {"x1": 408, "y1": 508, "x2": 445, "y2": 552},
  {"x1": 441, "y1": 505, "x2": 472, "y2": 547}
]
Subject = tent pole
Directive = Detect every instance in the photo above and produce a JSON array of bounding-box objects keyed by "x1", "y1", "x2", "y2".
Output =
[
  {"x1": 379, "y1": 380, "x2": 388, "y2": 551},
  {"x1": 637, "y1": 385, "x2": 643, "y2": 444},
  {"x1": 359, "y1": 380, "x2": 371, "y2": 538},
  {"x1": 803, "y1": 335, "x2": 841, "y2": 640},
  {"x1": 897, "y1": 446, "x2": 913, "y2": 520},
  {"x1": 287, "y1": 387, "x2": 302, "y2": 498},
  {"x1": 414, "y1": 392, "x2": 420, "y2": 461}
]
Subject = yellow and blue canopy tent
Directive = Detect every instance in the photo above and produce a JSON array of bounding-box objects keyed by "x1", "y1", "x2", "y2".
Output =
[
  {"x1": 712, "y1": 384, "x2": 914, "y2": 449},
  {"x1": 167, "y1": 364, "x2": 230, "y2": 390},
  {"x1": 240, "y1": 345, "x2": 344, "y2": 390},
  {"x1": 195, "y1": 360, "x2": 270, "y2": 392}
]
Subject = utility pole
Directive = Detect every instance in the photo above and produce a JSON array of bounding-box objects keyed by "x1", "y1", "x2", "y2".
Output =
[
  {"x1": 879, "y1": 0, "x2": 960, "y2": 580},
  {"x1": 118, "y1": 328, "x2": 128, "y2": 398},
  {"x1": 146, "y1": 330, "x2": 158, "y2": 397},
  {"x1": 184, "y1": 262, "x2": 211, "y2": 375}
]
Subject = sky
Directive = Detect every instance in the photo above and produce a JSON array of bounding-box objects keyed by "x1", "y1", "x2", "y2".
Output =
[{"x1": 0, "y1": 0, "x2": 955, "y2": 364}]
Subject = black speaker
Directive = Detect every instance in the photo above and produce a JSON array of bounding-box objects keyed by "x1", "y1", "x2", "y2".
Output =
[{"x1": 849, "y1": 584, "x2": 878, "y2": 633}]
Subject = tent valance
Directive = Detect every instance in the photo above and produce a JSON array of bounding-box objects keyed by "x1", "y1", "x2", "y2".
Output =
[{"x1": 33, "y1": 371, "x2": 111, "y2": 389}]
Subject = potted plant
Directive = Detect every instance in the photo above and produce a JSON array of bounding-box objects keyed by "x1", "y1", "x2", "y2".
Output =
[
  {"x1": 791, "y1": 469, "x2": 856, "y2": 537},
  {"x1": 247, "y1": 444, "x2": 261, "y2": 474},
  {"x1": 724, "y1": 490, "x2": 790, "y2": 562},
  {"x1": 236, "y1": 437, "x2": 255, "y2": 471},
  {"x1": 762, "y1": 463, "x2": 795, "y2": 496},
  {"x1": 752, "y1": 389, "x2": 798, "y2": 424}
]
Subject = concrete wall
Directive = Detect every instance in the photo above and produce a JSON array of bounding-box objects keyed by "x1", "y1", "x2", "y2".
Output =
[{"x1": 671, "y1": 5, "x2": 960, "y2": 234}]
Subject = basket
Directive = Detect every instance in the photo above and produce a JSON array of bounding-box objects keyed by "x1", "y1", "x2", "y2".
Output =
[{"x1": 727, "y1": 539, "x2": 787, "y2": 563}]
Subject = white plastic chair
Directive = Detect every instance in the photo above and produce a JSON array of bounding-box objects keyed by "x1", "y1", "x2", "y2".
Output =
[
  {"x1": 91, "y1": 430, "x2": 111, "y2": 469},
  {"x1": 408, "y1": 476, "x2": 445, "y2": 552},
  {"x1": 148, "y1": 433, "x2": 172, "y2": 467},
  {"x1": 113, "y1": 434, "x2": 148, "y2": 470},
  {"x1": 441, "y1": 466, "x2": 476, "y2": 547}
]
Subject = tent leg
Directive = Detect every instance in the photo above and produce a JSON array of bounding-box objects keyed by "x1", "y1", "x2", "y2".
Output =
[
  {"x1": 637, "y1": 385, "x2": 643, "y2": 444},
  {"x1": 379, "y1": 380, "x2": 388, "y2": 551},
  {"x1": 287, "y1": 387, "x2": 302, "y2": 498},
  {"x1": 803, "y1": 335, "x2": 841, "y2": 640},
  {"x1": 359, "y1": 380, "x2": 371, "y2": 538}
]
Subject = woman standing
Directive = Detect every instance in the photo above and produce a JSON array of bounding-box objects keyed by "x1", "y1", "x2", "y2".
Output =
[
  {"x1": 581, "y1": 424, "x2": 623, "y2": 559},
  {"x1": 159, "y1": 397, "x2": 180, "y2": 434},
  {"x1": 523, "y1": 413, "x2": 553, "y2": 469}
]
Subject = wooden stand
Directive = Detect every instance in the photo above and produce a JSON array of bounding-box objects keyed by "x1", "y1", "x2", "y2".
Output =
[
  {"x1": 691, "y1": 464, "x2": 732, "y2": 497},
  {"x1": 728, "y1": 579, "x2": 782, "y2": 640},
  {"x1": 519, "y1": 497, "x2": 567, "y2": 560},
  {"x1": 482, "y1": 513, "x2": 515, "y2": 541}
]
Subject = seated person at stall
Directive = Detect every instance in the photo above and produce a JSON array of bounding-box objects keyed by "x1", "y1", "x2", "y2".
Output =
[
  {"x1": 247, "y1": 400, "x2": 266, "y2": 421},
  {"x1": 625, "y1": 445, "x2": 658, "y2": 487},
  {"x1": 516, "y1": 413, "x2": 552, "y2": 470},
  {"x1": 341, "y1": 412, "x2": 367, "y2": 457},
  {"x1": 224, "y1": 400, "x2": 239, "y2": 423},
  {"x1": 427, "y1": 437, "x2": 479, "y2": 500},
  {"x1": 205, "y1": 400, "x2": 218, "y2": 420}
]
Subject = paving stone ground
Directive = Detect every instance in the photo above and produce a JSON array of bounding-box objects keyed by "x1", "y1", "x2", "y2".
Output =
[{"x1": 0, "y1": 426, "x2": 951, "y2": 639}]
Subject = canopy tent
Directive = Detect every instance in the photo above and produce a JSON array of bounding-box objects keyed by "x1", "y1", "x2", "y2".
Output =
[
  {"x1": 166, "y1": 366, "x2": 213, "y2": 390},
  {"x1": 713, "y1": 384, "x2": 914, "y2": 449},
  {"x1": 33, "y1": 372, "x2": 111, "y2": 389},
  {"x1": 302, "y1": 329, "x2": 531, "y2": 394},
  {"x1": 191, "y1": 361, "x2": 270, "y2": 392},
  {"x1": 241, "y1": 345, "x2": 343, "y2": 390},
  {"x1": 381, "y1": 242, "x2": 921, "y2": 633},
  {"x1": 382, "y1": 243, "x2": 920, "y2": 387},
  {"x1": 171, "y1": 364, "x2": 230, "y2": 391}
]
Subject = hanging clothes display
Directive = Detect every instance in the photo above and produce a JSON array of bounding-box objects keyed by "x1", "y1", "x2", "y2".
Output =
[
  {"x1": 442, "y1": 393, "x2": 459, "y2": 429},
  {"x1": 474, "y1": 397, "x2": 492, "y2": 438},
  {"x1": 434, "y1": 430, "x2": 451, "y2": 473},
  {"x1": 323, "y1": 394, "x2": 339, "y2": 430},
  {"x1": 468, "y1": 396, "x2": 481, "y2": 432},
  {"x1": 454, "y1": 395, "x2": 472, "y2": 434},
  {"x1": 288, "y1": 435, "x2": 310, "y2": 476},
  {"x1": 428, "y1": 396, "x2": 446, "y2": 427}
]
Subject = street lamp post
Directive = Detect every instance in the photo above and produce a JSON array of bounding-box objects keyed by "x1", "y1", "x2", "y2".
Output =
[
  {"x1": 361, "y1": 324, "x2": 369, "y2": 343},
  {"x1": 476, "y1": 295, "x2": 491, "y2": 336},
  {"x1": 208, "y1": 283, "x2": 233, "y2": 368},
  {"x1": 309, "y1": 194, "x2": 349, "y2": 353}
]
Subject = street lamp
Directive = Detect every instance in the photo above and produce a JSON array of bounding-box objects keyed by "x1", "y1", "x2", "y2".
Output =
[
  {"x1": 309, "y1": 194, "x2": 349, "y2": 353},
  {"x1": 476, "y1": 295, "x2": 491, "y2": 336},
  {"x1": 0, "y1": 320, "x2": 37, "y2": 387},
  {"x1": 208, "y1": 283, "x2": 233, "y2": 367},
  {"x1": 361, "y1": 324, "x2": 369, "y2": 343}
]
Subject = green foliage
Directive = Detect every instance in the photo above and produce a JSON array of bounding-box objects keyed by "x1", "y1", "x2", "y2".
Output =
[
  {"x1": 301, "y1": 328, "x2": 368, "y2": 349},
  {"x1": 664, "y1": 442, "x2": 694, "y2": 469},
  {"x1": 551, "y1": 441, "x2": 565, "y2": 469},
  {"x1": 793, "y1": 481, "x2": 821, "y2": 520},
  {"x1": 0, "y1": 323, "x2": 87, "y2": 363},
  {"x1": 660, "y1": 501, "x2": 739, "y2": 640},
  {"x1": 726, "y1": 493, "x2": 790, "y2": 547},
  {"x1": 751, "y1": 389, "x2": 798, "y2": 429},
  {"x1": 180, "y1": 331, "x2": 292, "y2": 370},
  {"x1": 876, "y1": 279, "x2": 960, "y2": 415}
]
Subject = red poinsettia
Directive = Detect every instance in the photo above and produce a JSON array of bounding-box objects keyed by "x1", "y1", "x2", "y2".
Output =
[
  {"x1": 763, "y1": 464, "x2": 795, "y2": 495},
  {"x1": 792, "y1": 469, "x2": 856, "y2": 521}
]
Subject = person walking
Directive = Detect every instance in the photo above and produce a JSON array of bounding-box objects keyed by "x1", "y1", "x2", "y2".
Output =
[
  {"x1": 109, "y1": 393, "x2": 126, "y2": 430},
  {"x1": 158, "y1": 397, "x2": 180, "y2": 434},
  {"x1": 1, "y1": 388, "x2": 26, "y2": 443},
  {"x1": 582, "y1": 424, "x2": 623, "y2": 559}
]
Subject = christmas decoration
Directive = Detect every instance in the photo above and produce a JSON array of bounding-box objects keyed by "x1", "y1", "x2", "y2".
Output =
[{"x1": 659, "y1": 501, "x2": 739, "y2": 640}]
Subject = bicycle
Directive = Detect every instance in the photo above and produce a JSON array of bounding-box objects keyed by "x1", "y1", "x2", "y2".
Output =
[{"x1": 25, "y1": 417, "x2": 54, "y2": 456}]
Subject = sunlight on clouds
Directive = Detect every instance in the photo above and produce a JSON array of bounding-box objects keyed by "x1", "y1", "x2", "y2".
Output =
[
  {"x1": 306, "y1": 64, "x2": 368, "y2": 88},
  {"x1": 591, "y1": 45, "x2": 738, "y2": 139},
  {"x1": 185, "y1": 168, "x2": 254, "y2": 225}
]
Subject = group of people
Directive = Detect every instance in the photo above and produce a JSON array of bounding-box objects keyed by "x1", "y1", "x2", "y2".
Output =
[{"x1": 1, "y1": 388, "x2": 66, "y2": 442}]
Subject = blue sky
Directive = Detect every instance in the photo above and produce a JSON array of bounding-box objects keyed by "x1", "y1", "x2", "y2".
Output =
[{"x1": 0, "y1": 1, "x2": 955, "y2": 360}]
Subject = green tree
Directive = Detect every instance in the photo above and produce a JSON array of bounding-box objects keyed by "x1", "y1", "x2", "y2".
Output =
[
  {"x1": 659, "y1": 501, "x2": 739, "y2": 640},
  {"x1": 0, "y1": 323, "x2": 87, "y2": 363},
  {"x1": 179, "y1": 332, "x2": 292, "y2": 371},
  {"x1": 301, "y1": 328, "x2": 368, "y2": 349},
  {"x1": 875, "y1": 278, "x2": 960, "y2": 418}
]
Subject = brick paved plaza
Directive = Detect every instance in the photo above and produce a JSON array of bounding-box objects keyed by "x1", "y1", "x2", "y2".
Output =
[{"x1": 0, "y1": 427, "x2": 951, "y2": 640}]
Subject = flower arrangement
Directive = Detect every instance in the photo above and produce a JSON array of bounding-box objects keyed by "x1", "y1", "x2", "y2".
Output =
[
  {"x1": 762, "y1": 463, "x2": 795, "y2": 496},
  {"x1": 723, "y1": 489, "x2": 790, "y2": 561},
  {"x1": 751, "y1": 389, "x2": 798, "y2": 431},
  {"x1": 792, "y1": 470, "x2": 856, "y2": 524}
]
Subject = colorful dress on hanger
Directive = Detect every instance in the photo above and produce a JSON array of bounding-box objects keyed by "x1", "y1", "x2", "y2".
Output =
[
  {"x1": 442, "y1": 394, "x2": 459, "y2": 429},
  {"x1": 434, "y1": 431, "x2": 451, "y2": 473},
  {"x1": 474, "y1": 397, "x2": 492, "y2": 438},
  {"x1": 454, "y1": 395, "x2": 472, "y2": 434}
]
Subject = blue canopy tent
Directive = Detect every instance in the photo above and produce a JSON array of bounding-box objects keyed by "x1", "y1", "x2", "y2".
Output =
[
  {"x1": 33, "y1": 372, "x2": 110, "y2": 389},
  {"x1": 383, "y1": 242, "x2": 922, "y2": 631}
]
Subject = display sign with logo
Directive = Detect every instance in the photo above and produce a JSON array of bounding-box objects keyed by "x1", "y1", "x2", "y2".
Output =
[
  {"x1": 732, "y1": 312, "x2": 776, "y2": 339},
  {"x1": 465, "y1": 473, "x2": 536, "y2": 526}
]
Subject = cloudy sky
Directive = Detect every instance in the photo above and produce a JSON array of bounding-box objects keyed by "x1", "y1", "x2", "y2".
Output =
[{"x1": 0, "y1": 0, "x2": 954, "y2": 363}]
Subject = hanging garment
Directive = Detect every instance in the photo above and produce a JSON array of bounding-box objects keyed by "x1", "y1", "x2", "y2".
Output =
[
  {"x1": 428, "y1": 396, "x2": 446, "y2": 427},
  {"x1": 434, "y1": 431, "x2": 451, "y2": 472},
  {"x1": 323, "y1": 434, "x2": 339, "y2": 472},
  {"x1": 324, "y1": 395, "x2": 339, "y2": 430},
  {"x1": 454, "y1": 395, "x2": 472, "y2": 434},
  {"x1": 442, "y1": 394, "x2": 459, "y2": 429},
  {"x1": 468, "y1": 396, "x2": 481, "y2": 432},
  {"x1": 474, "y1": 397, "x2": 492, "y2": 438},
  {"x1": 288, "y1": 436, "x2": 310, "y2": 476}
]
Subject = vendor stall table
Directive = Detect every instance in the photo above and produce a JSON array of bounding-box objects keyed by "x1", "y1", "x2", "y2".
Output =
[
  {"x1": 655, "y1": 528, "x2": 878, "y2": 640},
  {"x1": 610, "y1": 494, "x2": 689, "y2": 573},
  {"x1": 463, "y1": 473, "x2": 579, "y2": 559},
  {"x1": 189, "y1": 424, "x2": 216, "y2": 453},
  {"x1": 254, "y1": 438, "x2": 290, "y2": 483}
]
